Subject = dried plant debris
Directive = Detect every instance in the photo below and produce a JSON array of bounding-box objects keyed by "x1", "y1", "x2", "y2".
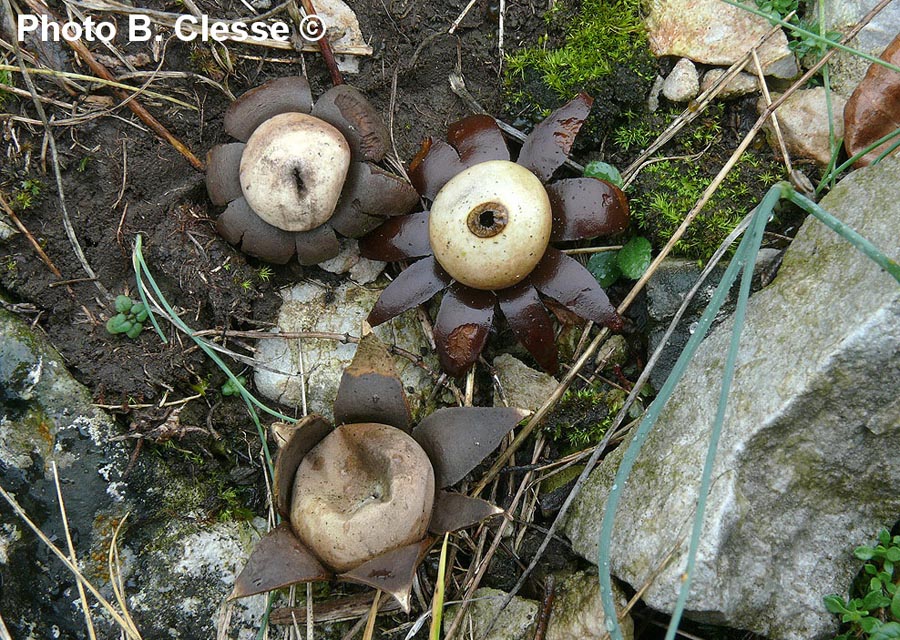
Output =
[
  {"x1": 206, "y1": 77, "x2": 418, "y2": 265},
  {"x1": 232, "y1": 334, "x2": 524, "y2": 613},
  {"x1": 360, "y1": 95, "x2": 630, "y2": 376}
]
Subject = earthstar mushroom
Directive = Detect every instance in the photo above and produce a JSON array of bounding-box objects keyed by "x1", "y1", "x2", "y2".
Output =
[
  {"x1": 206, "y1": 77, "x2": 419, "y2": 265},
  {"x1": 232, "y1": 333, "x2": 527, "y2": 613},
  {"x1": 359, "y1": 95, "x2": 630, "y2": 376}
]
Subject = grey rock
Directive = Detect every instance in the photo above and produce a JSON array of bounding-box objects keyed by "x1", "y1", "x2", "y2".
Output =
[
  {"x1": 596, "y1": 335, "x2": 629, "y2": 369},
  {"x1": 809, "y1": 0, "x2": 900, "y2": 94},
  {"x1": 446, "y1": 588, "x2": 538, "y2": 640},
  {"x1": 318, "y1": 238, "x2": 386, "y2": 284},
  {"x1": 662, "y1": 58, "x2": 700, "y2": 102},
  {"x1": 700, "y1": 69, "x2": 759, "y2": 99},
  {"x1": 254, "y1": 280, "x2": 434, "y2": 416},
  {"x1": 546, "y1": 571, "x2": 634, "y2": 640},
  {"x1": 0, "y1": 308, "x2": 266, "y2": 638},
  {"x1": 644, "y1": 250, "x2": 783, "y2": 389},
  {"x1": 760, "y1": 88, "x2": 847, "y2": 167},
  {"x1": 565, "y1": 156, "x2": 900, "y2": 640},
  {"x1": 646, "y1": 0, "x2": 798, "y2": 77},
  {"x1": 492, "y1": 354, "x2": 558, "y2": 411}
]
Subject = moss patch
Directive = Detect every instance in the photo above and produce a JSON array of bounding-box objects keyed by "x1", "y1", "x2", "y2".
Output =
[{"x1": 503, "y1": 0, "x2": 655, "y2": 143}]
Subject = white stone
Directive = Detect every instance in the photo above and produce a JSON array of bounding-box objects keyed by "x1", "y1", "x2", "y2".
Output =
[
  {"x1": 564, "y1": 156, "x2": 900, "y2": 640},
  {"x1": 253, "y1": 280, "x2": 434, "y2": 416},
  {"x1": 811, "y1": 0, "x2": 900, "y2": 94},
  {"x1": 760, "y1": 87, "x2": 847, "y2": 166},
  {"x1": 492, "y1": 354, "x2": 558, "y2": 411},
  {"x1": 546, "y1": 571, "x2": 634, "y2": 640},
  {"x1": 318, "y1": 238, "x2": 386, "y2": 284},
  {"x1": 662, "y1": 58, "x2": 700, "y2": 102},
  {"x1": 700, "y1": 69, "x2": 759, "y2": 98},
  {"x1": 446, "y1": 588, "x2": 538, "y2": 640},
  {"x1": 646, "y1": 0, "x2": 799, "y2": 77}
]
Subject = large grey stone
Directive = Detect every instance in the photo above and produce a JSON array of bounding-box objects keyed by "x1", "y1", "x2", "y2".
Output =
[
  {"x1": 565, "y1": 156, "x2": 900, "y2": 640},
  {"x1": 0, "y1": 308, "x2": 265, "y2": 638},
  {"x1": 646, "y1": 0, "x2": 799, "y2": 77},
  {"x1": 254, "y1": 280, "x2": 435, "y2": 417}
]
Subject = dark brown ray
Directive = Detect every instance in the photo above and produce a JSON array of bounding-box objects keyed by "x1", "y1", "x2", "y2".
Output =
[
  {"x1": 206, "y1": 143, "x2": 245, "y2": 206},
  {"x1": 311, "y1": 85, "x2": 390, "y2": 162},
  {"x1": 295, "y1": 224, "x2": 341, "y2": 266},
  {"x1": 358, "y1": 211, "x2": 432, "y2": 262},
  {"x1": 496, "y1": 281, "x2": 559, "y2": 374},
  {"x1": 408, "y1": 138, "x2": 464, "y2": 200},
  {"x1": 338, "y1": 538, "x2": 433, "y2": 613},
  {"x1": 446, "y1": 115, "x2": 510, "y2": 164},
  {"x1": 367, "y1": 257, "x2": 452, "y2": 326},
  {"x1": 433, "y1": 284, "x2": 495, "y2": 377},
  {"x1": 224, "y1": 77, "x2": 314, "y2": 142},
  {"x1": 231, "y1": 523, "x2": 330, "y2": 599},
  {"x1": 333, "y1": 333, "x2": 412, "y2": 431},
  {"x1": 547, "y1": 177, "x2": 630, "y2": 242},
  {"x1": 330, "y1": 162, "x2": 420, "y2": 238},
  {"x1": 273, "y1": 414, "x2": 333, "y2": 519},
  {"x1": 216, "y1": 197, "x2": 295, "y2": 264},
  {"x1": 428, "y1": 491, "x2": 504, "y2": 534},
  {"x1": 516, "y1": 93, "x2": 593, "y2": 182},
  {"x1": 412, "y1": 407, "x2": 528, "y2": 487},
  {"x1": 530, "y1": 247, "x2": 622, "y2": 330}
]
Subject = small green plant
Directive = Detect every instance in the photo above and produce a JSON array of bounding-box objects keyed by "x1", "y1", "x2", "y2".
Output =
[
  {"x1": 0, "y1": 68, "x2": 13, "y2": 107},
  {"x1": 588, "y1": 236, "x2": 653, "y2": 287},
  {"x1": 106, "y1": 294, "x2": 148, "y2": 339},
  {"x1": 256, "y1": 266, "x2": 273, "y2": 282},
  {"x1": 825, "y1": 529, "x2": 900, "y2": 640},
  {"x1": 77, "y1": 156, "x2": 91, "y2": 173},
  {"x1": 221, "y1": 376, "x2": 247, "y2": 397},
  {"x1": 751, "y1": 0, "x2": 840, "y2": 60},
  {"x1": 12, "y1": 178, "x2": 42, "y2": 211},
  {"x1": 584, "y1": 160, "x2": 624, "y2": 187}
]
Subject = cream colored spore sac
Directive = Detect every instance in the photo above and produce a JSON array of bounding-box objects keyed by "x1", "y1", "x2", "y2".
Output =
[
  {"x1": 289, "y1": 422, "x2": 435, "y2": 573},
  {"x1": 239, "y1": 112, "x2": 350, "y2": 232},
  {"x1": 428, "y1": 160, "x2": 552, "y2": 291}
]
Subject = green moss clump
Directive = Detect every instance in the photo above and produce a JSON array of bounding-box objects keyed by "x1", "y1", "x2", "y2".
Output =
[
  {"x1": 545, "y1": 385, "x2": 627, "y2": 453},
  {"x1": 630, "y1": 150, "x2": 782, "y2": 260},
  {"x1": 503, "y1": 0, "x2": 655, "y2": 142}
]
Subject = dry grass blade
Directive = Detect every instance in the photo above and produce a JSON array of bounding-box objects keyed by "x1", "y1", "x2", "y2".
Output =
[
  {"x1": 362, "y1": 591, "x2": 381, "y2": 640},
  {"x1": 52, "y1": 462, "x2": 97, "y2": 640},
  {"x1": 22, "y1": 0, "x2": 204, "y2": 170},
  {"x1": 108, "y1": 514, "x2": 141, "y2": 638},
  {"x1": 0, "y1": 484, "x2": 141, "y2": 638}
]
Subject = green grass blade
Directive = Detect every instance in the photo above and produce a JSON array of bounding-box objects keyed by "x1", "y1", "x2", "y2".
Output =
[{"x1": 430, "y1": 533, "x2": 450, "y2": 640}]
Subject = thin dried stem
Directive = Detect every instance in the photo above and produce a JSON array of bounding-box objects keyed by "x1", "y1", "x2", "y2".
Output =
[{"x1": 52, "y1": 462, "x2": 97, "y2": 640}]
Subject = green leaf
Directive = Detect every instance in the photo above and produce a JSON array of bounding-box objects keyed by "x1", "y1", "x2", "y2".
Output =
[
  {"x1": 872, "y1": 622, "x2": 900, "y2": 640},
  {"x1": 892, "y1": 589, "x2": 900, "y2": 621},
  {"x1": 857, "y1": 545, "x2": 878, "y2": 560},
  {"x1": 106, "y1": 314, "x2": 131, "y2": 334},
  {"x1": 616, "y1": 236, "x2": 653, "y2": 279},
  {"x1": 134, "y1": 308, "x2": 149, "y2": 323},
  {"x1": 880, "y1": 530, "x2": 891, "y2": 546},
  {"x1": 125, "y1": 322, "x2": 143, "y2": 339},
  {"x1": 114, "y1": 295, "x2": 133, "y2": 314},
  {"x1": 861, "y1": 617, "x2": 883, "y2": 634},
  {"x1": 130, "y1": 302, "x2": 145, "y2": 316},
  {"x1": 824, "y1": 595, "x2": 851, "y2": 614},
  {"x1": 886, "y1": 547, "x2": 900, "y2": 563},
  {"x1": 222, "y1": 375, "x2": 247, "y2": 397},
  {"x1": 583, "y1": 160, "x2": 624, "y2": 188},
  {"x1": 867, "y1": 564, "x2": 879, "y2": 575},
  {"x1": 588, "y1": 251, "x2": 622, "y2": 287},
  {"x1": 862, "y1": 589, "x2": 891, "y2": 610}
]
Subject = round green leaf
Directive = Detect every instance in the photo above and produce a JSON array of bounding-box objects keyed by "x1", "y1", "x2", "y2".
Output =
[
  {"x1": 616, "y1": 237, "x2": 652, "y2": 280},
  {"x1": 583, "y1": 160, "x2": 624, "y2": 188},
  {"x1": 886, "y1": 547, "x2": 900, "y2": 563},
  {"x1": 588, "y1": 251, "x2": 621, "y2": 288},
  {"x1": 872, "y1": 622, "x2": 900, "y2": 640},
  {"x1": 856, "y1": 545, "x2": 878, "y2": 560},
  {"x1": 125, "y1": 322, "x2": 143, "y2": 339},
  {"x1": 114, "y1": 295, "x2": 132, "y2": 314}
]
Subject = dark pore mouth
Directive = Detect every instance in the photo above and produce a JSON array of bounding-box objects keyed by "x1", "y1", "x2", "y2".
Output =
[
  {"x1": 467, "y1": 202, "x2": 508, "y2": 238},
  {"x1": 293, "y1": 166, "x2": 307, "y2": 197}
]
